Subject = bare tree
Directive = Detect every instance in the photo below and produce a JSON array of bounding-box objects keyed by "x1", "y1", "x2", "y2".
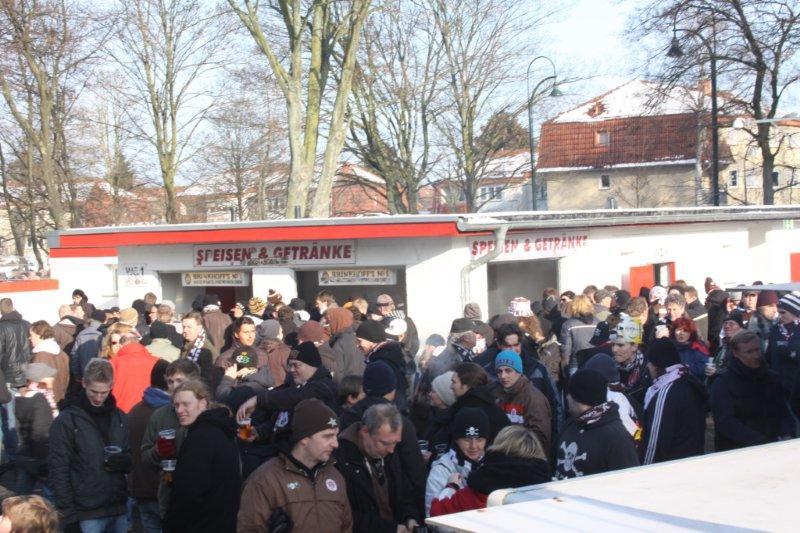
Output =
[
  {"x1": 0, "y1": 0, "x2": 100, "y2": 229},
  {"x1": 108, "y1": 0, "x2": 230, "y2": 223},
  {"x1": 227, "y1": 0, "x2": 372, "y2": 218},
  {"x1": 430, "y1": 0, "x2": 550, "y2": 212},
  {"x1": 632, "y1": 0, "x2": 800, "y2": 205},
  {"x1": 345, "y1": 0, "x2": 443, "y2": 214}
]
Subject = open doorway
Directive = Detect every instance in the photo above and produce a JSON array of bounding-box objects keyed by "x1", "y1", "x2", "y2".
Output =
[{"x1": 487, "y1": 259, "x2": 559, "y2": 316}]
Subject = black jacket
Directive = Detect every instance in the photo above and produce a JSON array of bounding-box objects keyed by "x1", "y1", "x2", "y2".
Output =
[
  {"x1": 164, "y1": 407, "x2": 241, "y2": 533},
  {"x1": 554, "y1": 403, "x2": 639, "y2": 479},
  {"x1": 705, "y1": 289, "x2": 729, "y2": 353},
  {"x1": 14, "y1": 392, "x2": 53, "y2": 476},
  {"x1": 766, "y1": 322, "x2": 800, "y2": 399},
  {"x1": 48, "y1": 393, "x2": 131, "y2": 524},
  {"x1": 710, "y1": 357, "x2": 792, "y2": 451},
  {"x1": 340, "y1": 396, "x2": 426, "y2": 518},
  {"x1": 333, "y1": 425, "x2": 419, "y2": 533},
  {"x1": 467, "y1": 451, "x2": 550, "y2": 495},
  {"x1": 642, "y1": 373, "x2": 708, "y2": 465},
  {"x1": 450, "y1": 386, "x2": 510, "y2": 444},
  {"x1": 256, "y1": 365, "x2": 338, "y2": 444},
  {"x1": 367, "y1": 342, "x2": 409, "y2": 413},
  {"x1": 0, "y1": 311, "x2": 31, "y2": 387}
]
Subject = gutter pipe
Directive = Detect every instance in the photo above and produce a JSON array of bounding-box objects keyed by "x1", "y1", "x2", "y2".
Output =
[{"x1": 460, "y1": 223, "x2": 509, "y2": 310}]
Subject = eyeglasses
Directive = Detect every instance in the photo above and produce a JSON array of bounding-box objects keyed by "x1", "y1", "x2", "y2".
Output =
[{"x1": 376, "y1": 302, "x2": 391, "y2": 307}]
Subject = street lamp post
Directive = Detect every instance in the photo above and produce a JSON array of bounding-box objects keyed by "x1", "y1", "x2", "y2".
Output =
[
  {"x1": 526, "y1": 56, "x2": 561, "y2": 211},
  {"x1": 668, "y1": 26, "x2": 720, "y2": 206}
]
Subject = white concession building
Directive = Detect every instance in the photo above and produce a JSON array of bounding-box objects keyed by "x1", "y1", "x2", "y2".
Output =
[{"x1": 32, "y1": 205, "x2": 800, "y2": 338}]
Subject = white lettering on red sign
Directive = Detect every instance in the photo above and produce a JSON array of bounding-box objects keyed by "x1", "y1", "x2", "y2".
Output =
[
  {"x1": 193, "y1": 241, "x2": 356, "y2": 267},
  {"x1": 469, "y1": 232, "x2": 588, "y2": 261}
]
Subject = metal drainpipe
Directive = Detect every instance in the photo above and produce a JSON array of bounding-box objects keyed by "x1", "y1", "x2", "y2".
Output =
[{"x1": 460, "y1": 223, "x2": 509, "y2": 310}]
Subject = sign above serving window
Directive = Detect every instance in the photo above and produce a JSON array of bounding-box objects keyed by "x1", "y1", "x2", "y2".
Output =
[
  {"x1": 318, "y1": 268, "x2": 397, "y2": 286},
  {"x1": 469, "y1": 231, "x2": 589, "y2": 261},
  {"x1": 193, "y1": 241, "x2": 356, "y2": 268},
  {"x1": 182, "y1": 271, "x2": 249, "y2": 287}
]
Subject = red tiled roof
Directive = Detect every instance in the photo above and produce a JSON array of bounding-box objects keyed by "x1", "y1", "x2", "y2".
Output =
[{"x1": 538, "y1": 114, "x2": 698, "y2": 170}]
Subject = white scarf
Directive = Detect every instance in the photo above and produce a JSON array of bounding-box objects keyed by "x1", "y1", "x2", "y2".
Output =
[
  {"x1": 34, "y1": 338, "x2": 61, "y2": 355},
  {"x1": 644, "y1": 364, "x2": 687, "y2": 410}
]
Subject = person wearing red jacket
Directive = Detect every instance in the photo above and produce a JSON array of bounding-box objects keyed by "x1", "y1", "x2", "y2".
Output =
[
  {"x1": 111, "y1": 333, "x2": 159, "y2": 413},
  {"x1": 429, "y1": 425, "x2": 549, "y2": 517}
]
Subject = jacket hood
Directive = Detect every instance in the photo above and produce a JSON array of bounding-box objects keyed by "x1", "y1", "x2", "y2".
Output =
[
  {"x1": 0, "y1": 311, "x2": 23, "y2": 322},
  {"x1": 59, "y1": 388, "x2": 118, "y2": 414},
  {"x1": 190, "y1": 407, "x2": 237, "y2": 437},
  {"x1": 458, "y1": 385, "x2": 496, "y2": 408},
  {"x1": 343, "y1": 396, "x2": 389, "y2": 423},
  {"x1": 575, "y1": 401, "x2": 622, "y2": 430},
  {"x1": 143, "y1": 387, "x2": 171, "y2": 409},
  {"x1": 705, "y1": 289, "x2": 729, "y2": 306},
  {"x1": 467, "y1": 451, "x2": 549, "y2": 494},
  {"x1": 309, "y1": 364, "x2": 333, "y2": 382},
  {"x1": 34, "y1": 338, "x2": 61, "y2": 356}
]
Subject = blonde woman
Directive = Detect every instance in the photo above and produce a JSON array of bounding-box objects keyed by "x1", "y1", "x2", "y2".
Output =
[{"x1": 99, "y1": 323, "x2": 134, "y2": 360}]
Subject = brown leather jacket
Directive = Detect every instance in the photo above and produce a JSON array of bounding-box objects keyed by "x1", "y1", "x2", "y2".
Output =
[
  {"x1": 492, "y1": 374, "x2": 552, "y2": 452},
  {"x1": 237, "y1": 453, "x2": 352, "y2": 533},
  {"x1": 202, "y1": 309, "x2": 232, "y2": 352}
]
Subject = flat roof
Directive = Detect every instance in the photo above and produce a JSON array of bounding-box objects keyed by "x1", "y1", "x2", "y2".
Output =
[{"x1": 48, "y1": 205, "x2": 800, "y2": 249}]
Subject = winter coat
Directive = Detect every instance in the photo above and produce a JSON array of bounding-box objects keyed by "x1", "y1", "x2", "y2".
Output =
[
  {"x1": 766, "y1": 322, "x2": 800, "y2": 400},
  {"x1": 141, "y1": 323, "x2": 184, "y2": 350},
  {"x1": 0, "y1": 311, "x2": 31, "y2": 387},
  {"x1": 450, "y1": 386, "x2": 510, "y2": 444},
  {"x1": 492, "y1": 375, "x2": 551, "y2": 452},
  {"x1": 128, "y1": 387, "x2": 171, "y2": 501},
  {"x1": 561, "y1": 315, "x2": 599, "y2": 373},
  {"x1": 710, "y1": 356, "x2": 792, "y2": 452},
  {"x1": 255, "y1": 365, "x2": 338, "y2": 444},
  {"x1": 618, "y1": 354, "x2": 651, "y2": 406},
  {"x1": 202, "y1": 309, "x2": 232, "y2": 353},
  {"x1": 237, "y1": 453, "x2": 352, "y2": 533},
  {"x1": 216, "y1": 342, "x2": 270, "y2": 369},
  {"x1": 705, "y1": 289, "x2": 729, "y2": 352},
  {"x1": 686, "y1": 300, "x2": 709, "y2": 340},
  {"x1": 14, "y1": 390, "x2": 53, "y2": 477},
  {"x1": 747, "y1": 311, "x2": 775, "y2": 354},
  {"x1": 340, "y1": 396, "x2": 426, "y2": 518},
  {"x1": 554, "y1": 403, "x2": 639, "y2": 479},
  {"x1": 31, "y1": 338, "x2": 70, "y2": 402},
  {"x1": 70, "y1": 320, "x2": 103, "y2": 379},
  {"x1": 140, "y1": 404, "x2": 188, "y2": 516},
  {"x1": 333, "y1": 424, "x2": 419, "y2": 533},
  {"x1": 48, "y1": 393, "x2": 131, "y2": 524},
  {"x1": 330, "y1": 326, "x2": 366, "y2": 382},
  {"x1": 180, "y1": 338, "x2": 218, "y2": 385},
  {"x1": 366, "y1": 341, "x2": 409, "y2": 413},
  {"x1": 260, "y1": 341, "x2": 291, "y2": 387},
  {"x1": 52, "y1": 318, "x2": 80, "y2": 354},
  {"x1": 675, "y1": 342, "x2": 710, "y2": 382},
  {"x1": 111, "y1": 343, "x2": 159, "y2": 413},
  {"x1": 429, "y1": 451, "x2": 549, "y2": 517},
  {"x1": 146, "y1": 338, "x2": 181, "y2": 362},
  {"x1": 163, "y1": 407, "x2": 242, "y2": 533},
  {"x1": 642, "y1": 373, "x2": 707, "y2": 465},
  {"x1": 425, "y1": 449, "x2": 475, "y2": 516}
]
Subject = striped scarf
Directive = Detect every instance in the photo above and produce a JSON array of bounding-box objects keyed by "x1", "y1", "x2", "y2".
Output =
[{"x1": 187, "y1": 330, "x2": 207, "y2": 363}]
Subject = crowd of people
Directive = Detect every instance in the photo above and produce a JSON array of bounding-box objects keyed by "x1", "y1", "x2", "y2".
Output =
[{"x1": 0, "y1": 279, "x2": 795, "y2": 532}]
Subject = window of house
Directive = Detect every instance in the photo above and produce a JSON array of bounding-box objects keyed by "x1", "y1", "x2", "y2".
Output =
[
  {"x1": 596, "y1": 131, "x2": 610, "y2": 147},
  {"x1": 772, "y1": 170, "x2": 780, "y2": 187},
  {"x1": 599, "y1": 175, "x2": 610, "y2": 189},
  {"x1": 728, "y1": 170, "x2": 738, "y2": 188},
  {"x1": 479, "y1": 186, "x2": 503, "y2": 201},
  {"x1": 745, "y1": 170, "x2": 760, "y2": 188}
]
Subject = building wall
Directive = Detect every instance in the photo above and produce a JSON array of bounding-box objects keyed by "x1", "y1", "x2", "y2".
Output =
[{"x1": 544, "y1": 166, "x2": 699, "y2": 210}]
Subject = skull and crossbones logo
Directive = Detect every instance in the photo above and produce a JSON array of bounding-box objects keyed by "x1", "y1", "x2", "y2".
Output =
[
  {"x1": 465, "y1": 426, "x2": 479, "y2": 437},
  {"x1": 557, "y1": 441, "x2": 587, "y2": 477}
]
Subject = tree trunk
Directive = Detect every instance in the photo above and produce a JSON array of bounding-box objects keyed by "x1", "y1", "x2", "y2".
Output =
[{"x1": 760, "y1": 123, "x2": 775, "y2": 205}]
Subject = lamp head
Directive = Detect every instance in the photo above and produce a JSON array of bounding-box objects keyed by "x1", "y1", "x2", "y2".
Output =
[{"x1": 667, "y1": 36, "x2": 684, "y2": 58}]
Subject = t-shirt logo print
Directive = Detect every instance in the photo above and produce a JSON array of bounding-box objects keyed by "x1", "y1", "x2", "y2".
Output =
[{"x1": 465, "y1": 426, "x2": 479, "y2": 437}]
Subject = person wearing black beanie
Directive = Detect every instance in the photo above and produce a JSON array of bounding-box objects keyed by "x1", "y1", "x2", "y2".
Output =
[
  {"x1": 235, "y1": 341, "x2": 337, "y2": 453},
  {"x1": 355, "y1": 319, "x2": 387, "y2": 347},
  {"x1": 362, "y1": 360, "x2": 397, "y2": 398},
  {"x1": 354, "y1": 319, "x2": 411, "y2": 417},
  {"x1": 641, "y1": 340, "x2": 707, "y2": 465},
  {"x1": 554, "y1": 369, "x2": 639, "y2": 480}
]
